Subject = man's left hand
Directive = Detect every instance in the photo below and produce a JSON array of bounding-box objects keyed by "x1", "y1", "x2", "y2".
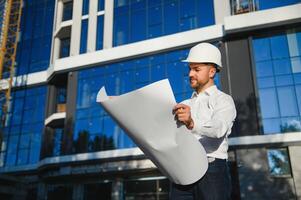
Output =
[{"x1": 173, "y1": 104, "x2": 194, "y2": 130}]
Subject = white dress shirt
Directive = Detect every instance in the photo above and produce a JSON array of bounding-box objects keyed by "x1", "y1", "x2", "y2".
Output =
[{"x1": 182, "y1": 85, "x2": 236, "y2": 159}]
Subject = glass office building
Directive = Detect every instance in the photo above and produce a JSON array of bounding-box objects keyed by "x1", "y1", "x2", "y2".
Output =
[{"x1": 0, "y1": 0, "x2": 301, "y2": 199}]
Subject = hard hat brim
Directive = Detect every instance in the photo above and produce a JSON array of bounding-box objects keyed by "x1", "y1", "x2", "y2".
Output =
[{"x1": 181, "y1": 59, "x2": 222, "y2": 68}]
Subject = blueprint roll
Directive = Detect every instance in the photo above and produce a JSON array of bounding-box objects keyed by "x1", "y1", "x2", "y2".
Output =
[{"x1": 96, "y1": 79, "x2": 208, "y2": 185}]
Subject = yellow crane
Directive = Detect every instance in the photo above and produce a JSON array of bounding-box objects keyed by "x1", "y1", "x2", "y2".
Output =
[{"x1": 0, "y1": 0, "x2": 22, "y2": 144}]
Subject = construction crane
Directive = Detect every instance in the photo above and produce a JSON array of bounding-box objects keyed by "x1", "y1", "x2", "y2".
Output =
[{"x1": 0, "y1": 0, "x2": 22, "y2": 146}]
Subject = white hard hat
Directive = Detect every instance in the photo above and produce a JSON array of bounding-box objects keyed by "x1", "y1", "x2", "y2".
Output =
[{"x1": 182, "y1": 43, "x2": 222, "y2": 69}]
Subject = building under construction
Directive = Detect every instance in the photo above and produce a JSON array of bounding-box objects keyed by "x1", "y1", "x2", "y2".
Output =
[{"x1": 0, "y1": 0, "x2": 301, "y2": 199}]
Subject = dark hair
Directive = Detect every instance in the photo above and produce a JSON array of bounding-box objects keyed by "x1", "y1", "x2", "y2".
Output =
[{"x1": 204, "y1": 63, "x2": 220, "y2": 73}]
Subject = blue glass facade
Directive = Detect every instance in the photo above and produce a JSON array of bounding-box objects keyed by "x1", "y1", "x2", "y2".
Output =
[
  {"x1": 80, "y1": 19, "x2": 89, "y2": 54},
  {"x1": 96, "y1": 15, "x2": 104, "y2": 50},
  {"x1": 81, "y1": 0, "x2": 105, "y2": 53},
  {"x1": 16, "y1": 0, "x2": 55, "y2": 76},
  {"x1": 113, "y1": 0, "x2": 215, "y2": 46},
  {"x1": 252, "y1": 28, "x2": 301, "y2": 134},
  {"x1": 98, "y1": 0, "x2": 105, "y2": 11},
  {"x1": 74, "y1": 47, "x2": 220, "y2": 153},
  {"x1": 82, "y1": 0, "x2": 90, "y2": 15},
  {"x1": 257, "y1": 0, "x2": 301, "y2": 10},
  {"x1": 0, "y1": 86, "x2": 46, "y2": 167}
]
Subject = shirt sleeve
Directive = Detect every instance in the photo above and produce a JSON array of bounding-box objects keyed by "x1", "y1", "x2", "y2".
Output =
[{"x1": 190, "y1": 95, "x2": 236, "y2": 138}]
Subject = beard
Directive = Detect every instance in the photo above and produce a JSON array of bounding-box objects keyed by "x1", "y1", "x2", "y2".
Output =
[
  {"x1": 190, "y1": 77, "x2": 210, "y2": 92},
  {"x1": 190, "y1": 79, "x2": 198, "y2": 88}
]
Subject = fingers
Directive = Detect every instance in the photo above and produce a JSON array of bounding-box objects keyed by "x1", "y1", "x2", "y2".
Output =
[
  {"x1": 173, "y1": 104, "x2": 191, "y2": 122},
  {"x1": 173, "y1": 104, "x2": 189, "y2": 114},
  {"x1": 177, "y1": 113, "x2": 188, "y2": 122}
]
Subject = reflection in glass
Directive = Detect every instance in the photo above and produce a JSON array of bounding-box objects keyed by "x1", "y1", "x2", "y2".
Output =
[
  {"x1": 253, "y1": 28, "x2": 301, "y2": 134},
  {"x1": 287, "y1": 30, "x2": 301, "y2": 57},
  {"x1": 0, "y1": 86, "x2": 46, "y2": 167},
  {"x1": 73, "y1": 129, "x2": 115, "y2": 153},
  {"x1": 280, "y1": 117, "x2": 301, "y2": 132},
  {"x1": 113, "y1": 0, "x2": 214, "y2": 46},
  {"x1": 267, "y1": 148, "x2": 291, "y2": 176},
  {"x1": 16, "y1": 0, "x2": 54, "y2": 75},
  {"x1": 291, "y1": 57, "x2": 301, "y2": 73}
]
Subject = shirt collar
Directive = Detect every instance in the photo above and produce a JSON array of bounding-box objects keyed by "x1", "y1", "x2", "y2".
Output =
[{"x1": 191, "y1": 85, "x2": 218, "y2": 98}]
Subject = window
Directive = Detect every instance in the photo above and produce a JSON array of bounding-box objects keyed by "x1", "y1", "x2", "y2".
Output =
[
  {"x1": 98, "y1": 0, "x2": 105, "y2": 11},
  {"x1": 53, "y1": 128, "x2": 63, "y2": 156},
  {"x1": 0, "y1": 86, "x2": 46, "y2": 167},
  {"x1": 73, "y1": 46, "x2": 221, "y2": 154},
  {"x1": 96, "y1": 15, "x2": 104, "y2": 50},
  {"x1": 231, "y1": 0, "x2": 301, "y2": 15},
  {"x1": 267, "y1": 148, "x2": 291, "y2": 177},
  {"x1": 62, "y1": 1, "x2": 73, "y2": 21},
  {"x1": 80, "y1": 19, "x2": 88, "y2": 54},
  {"x1": 82, "y1": 0, "x2": 89, "y2": 15},
  {"x1": 15, "y1": 0, "x2": 55, "y2": 76},
  {"x1": 252, "y1": 28, "x2": 301, "y2": 134},
  {"x1": 113, "y1": 0, "x2": 215, "y2": 46},
  {"x1": 257, "y1": 0, "x2": 301, "y2": 11},
  {"x1": 60, "y1": 37, "x2": 71, "y2": 58}
]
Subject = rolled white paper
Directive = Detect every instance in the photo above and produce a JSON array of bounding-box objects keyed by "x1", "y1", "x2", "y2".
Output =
[{"x1": 96, "y1": 79, "x2": 208, "y2": 185}]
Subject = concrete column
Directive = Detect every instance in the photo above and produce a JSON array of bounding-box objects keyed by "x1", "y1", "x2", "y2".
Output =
[
  {"x1": 87, "y1": 0, "x2": 98, "y2": 52},
  {"x1": 53, "y1": 37, "x2": 61, "y2": 61},
  {"x1": 70, "y1": 0, "x2": 83, "y2": 56},
  {"x1": 289, "y1": 146, "x2": 301, "y2": 199},
  {"x1": 50, "y1": 0, "x2": 63, "y2": 64},
  {"x1": 213, "y1": 0, "x2": 231, "y2": 24},
  {"x1": 103, "y1": 0, "x2": 114, "y2": 49},
  {"x1": 56, "y1": 0, "x2": 64, "y2": 30}
]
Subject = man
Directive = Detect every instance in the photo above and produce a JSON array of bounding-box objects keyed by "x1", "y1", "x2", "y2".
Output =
[{"x1": 171, "y1": 43, "x2": 237, "y2": 200}]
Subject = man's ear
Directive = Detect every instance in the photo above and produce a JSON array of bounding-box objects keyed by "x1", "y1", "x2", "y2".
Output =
[{"x1": 209, "y1": 66, "x2": 216, "y2": 79}]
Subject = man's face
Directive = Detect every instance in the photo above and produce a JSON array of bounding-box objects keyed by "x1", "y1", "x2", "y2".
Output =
[{"x1": 188, "y1": 63, "x2": 216, "y2": 91}]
